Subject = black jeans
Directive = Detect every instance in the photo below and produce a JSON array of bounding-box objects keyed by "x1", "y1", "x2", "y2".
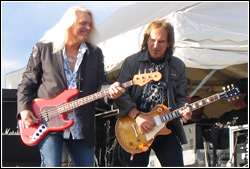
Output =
[{"x1": 129, "y1": 134, "x2": 184, "y2": 167}]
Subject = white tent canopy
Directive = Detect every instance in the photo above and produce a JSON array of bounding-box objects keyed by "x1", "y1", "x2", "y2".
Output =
[
  {"x1": 96, "y1": 2, "x2": 248, "y2": 73},
  {"x1": 5, "y1": 2, "x2": 248, "y2": 91},
  {"x1": 94, "y1": 2, "x2": 248, "y2": 118}
]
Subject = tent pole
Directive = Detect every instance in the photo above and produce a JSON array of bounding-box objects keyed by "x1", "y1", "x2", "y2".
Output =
[{"x1": 189, "y1": 69, "x2": 217, "y2": 97}]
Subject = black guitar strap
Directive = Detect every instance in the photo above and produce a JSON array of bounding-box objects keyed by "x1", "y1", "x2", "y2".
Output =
[{"x1": 167, "y1": 58, "x2": 172, "y2": 110}]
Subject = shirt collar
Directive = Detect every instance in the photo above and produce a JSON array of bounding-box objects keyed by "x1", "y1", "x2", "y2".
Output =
[
  {"x1": 79, "y1": 42, "x2": 89, "y2": 56},
  {"x1": 62, "y1": 42, "x2": 89, "y2": 56}
]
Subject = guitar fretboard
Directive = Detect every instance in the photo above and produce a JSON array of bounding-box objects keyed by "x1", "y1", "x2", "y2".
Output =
[
  {"x1": 57, "y1": 80, "x2": 134, "y2": 114},
  {"x1": 160, "y1": 93, "x2": 221, "y2": 123}
]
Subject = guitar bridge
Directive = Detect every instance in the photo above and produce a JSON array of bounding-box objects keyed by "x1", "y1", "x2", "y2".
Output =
[{"x1": 131, "y1": 124, "x2": 139, "y2": 138}]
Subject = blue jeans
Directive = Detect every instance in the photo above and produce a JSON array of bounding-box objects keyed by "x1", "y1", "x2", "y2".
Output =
[{"x1": 39, "y1": 134, "x2": 94, "y2": 167}]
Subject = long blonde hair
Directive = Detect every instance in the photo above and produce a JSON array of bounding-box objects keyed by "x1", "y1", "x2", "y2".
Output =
[
  {"x1": 40, "y1": 6, "x2": 97, "y2": 53},
  {"x1": 141, "y1": 18, "x2": 175, "y2": 57}
]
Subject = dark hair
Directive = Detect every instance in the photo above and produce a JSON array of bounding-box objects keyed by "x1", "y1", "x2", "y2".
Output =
[
  {"x1": 141, "y1": 18, "x2": 175, "y2": 57},
  {"x1": 191, "y1": 95, "x2": 202, "y2": 100},
  {"x1": 191, "y1": 95, "x2": 204, "y2": 111},
  {"x1": 236, "y1": 78, "x2": 248, "y2": 104}
]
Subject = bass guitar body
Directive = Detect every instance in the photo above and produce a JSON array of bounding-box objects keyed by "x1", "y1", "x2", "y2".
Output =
[
  {"x1": 18, "y1": 89, "x2": 78, "y2": 146},
  {"x1": 115, "y1": 105, "x2": 172, "y2": 154}
]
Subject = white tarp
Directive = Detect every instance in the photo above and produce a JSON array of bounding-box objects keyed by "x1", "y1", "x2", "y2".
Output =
[
  {"x1": 4, "y1": 2, "x2": 248, "y2": 90},
  {"x1": 96, "y1": 2, "x2": 248, "y2": 73}
]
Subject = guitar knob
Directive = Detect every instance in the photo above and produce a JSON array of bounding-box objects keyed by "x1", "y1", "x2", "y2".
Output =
[{"x1": 222, "y1": 87, "x2": 226, "y2": 91}]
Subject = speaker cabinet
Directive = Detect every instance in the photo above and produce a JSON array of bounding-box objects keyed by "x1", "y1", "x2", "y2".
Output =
[{"x1": 2, "y1": 89, "x2": 40, "y2": 167}]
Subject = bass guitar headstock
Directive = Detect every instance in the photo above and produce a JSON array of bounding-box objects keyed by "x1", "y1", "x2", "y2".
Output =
[{"x1": 133, "y1": 71, "x2": 162, "y2": 86}]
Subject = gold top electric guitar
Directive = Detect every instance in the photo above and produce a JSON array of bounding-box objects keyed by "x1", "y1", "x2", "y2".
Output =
[{"x1": 115, "y1": 85, "x2": 241, "y2": 154}]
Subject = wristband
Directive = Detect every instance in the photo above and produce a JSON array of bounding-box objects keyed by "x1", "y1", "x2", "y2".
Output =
[{"x1": 133, "y1": 112, "x2": 141, "y2": 120}]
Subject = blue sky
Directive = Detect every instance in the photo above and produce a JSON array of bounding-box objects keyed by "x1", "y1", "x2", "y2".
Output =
[{"x1": 1, "y1": 1, "x2": 136, "y2": 88}]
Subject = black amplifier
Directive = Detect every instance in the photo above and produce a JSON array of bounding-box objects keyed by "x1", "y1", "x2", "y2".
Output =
[
  {"x1": 183, "y1": 123, "x2": 214, "y2": 150},
  {"x1": 2, "y1": 89, "x2": 40, "y2": 167}
]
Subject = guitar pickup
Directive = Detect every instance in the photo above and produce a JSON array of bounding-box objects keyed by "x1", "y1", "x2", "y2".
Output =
[
  {"x1": 31, "y1": 124, "x2": 47, "y2": 141},
  {"x1": 154, "y1": 115, "x2": 162, "y2": 126}
]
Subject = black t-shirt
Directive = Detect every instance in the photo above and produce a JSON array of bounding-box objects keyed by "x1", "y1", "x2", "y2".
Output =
[
  {"x1": 186, "y1": 118, "x2": 216, "y2": 125},
  {"x1": 137, "y1": 58, "x2": 176, "y2": 132},
  {"x1": 218, "y1": 107, "x2": 248, "y2": 125},
  {"x1": 138, "y1": 58, "x2": 167, "y2": 112}
]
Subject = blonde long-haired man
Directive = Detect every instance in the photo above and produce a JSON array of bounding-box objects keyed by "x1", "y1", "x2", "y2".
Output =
[{"x1": 17, "y1": 6, "x2": 124, "y2": 167}]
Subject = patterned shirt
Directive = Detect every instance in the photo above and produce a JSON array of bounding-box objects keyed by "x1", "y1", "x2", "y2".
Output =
[
  {"x1": 62, "y1": 42, "x2": 88, "y2": 139},
  {"x1": 139, "y1": 62, "x2": 167, "y2": 112}
]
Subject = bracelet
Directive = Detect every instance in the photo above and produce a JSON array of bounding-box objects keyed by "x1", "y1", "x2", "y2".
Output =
[{"x1": 133, "y1": 112, "x2": 141, "y2": 120}]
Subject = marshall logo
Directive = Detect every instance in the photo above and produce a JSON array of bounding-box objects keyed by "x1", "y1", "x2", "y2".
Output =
[{"x1": 2, "y1": 128, "x2": 20, "y2": 136}]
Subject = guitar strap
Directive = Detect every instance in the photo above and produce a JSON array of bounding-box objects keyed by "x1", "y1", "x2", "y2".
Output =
[{"x1": 167, "y1": 58, "x2": 172, "y2": 110}]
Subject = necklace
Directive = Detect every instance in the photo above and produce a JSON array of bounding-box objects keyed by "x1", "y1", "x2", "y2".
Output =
[{"x1": 68, "y1": 57, "x2": 76, "y2": 63}]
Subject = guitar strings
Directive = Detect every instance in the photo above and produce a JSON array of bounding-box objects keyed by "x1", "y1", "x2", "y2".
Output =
[
  {"x1": 160, "y1": 93, "x2": 221, "y2": 123},
  {"x1": 37, "y1": 80, "x2": 134, "y2": 121},
  {"x1": 37, "y1": 89, "x2": 110, "y2": 121},
  {"x1": 35, "y1": 77, "x2": 156, "y2": 123}
]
